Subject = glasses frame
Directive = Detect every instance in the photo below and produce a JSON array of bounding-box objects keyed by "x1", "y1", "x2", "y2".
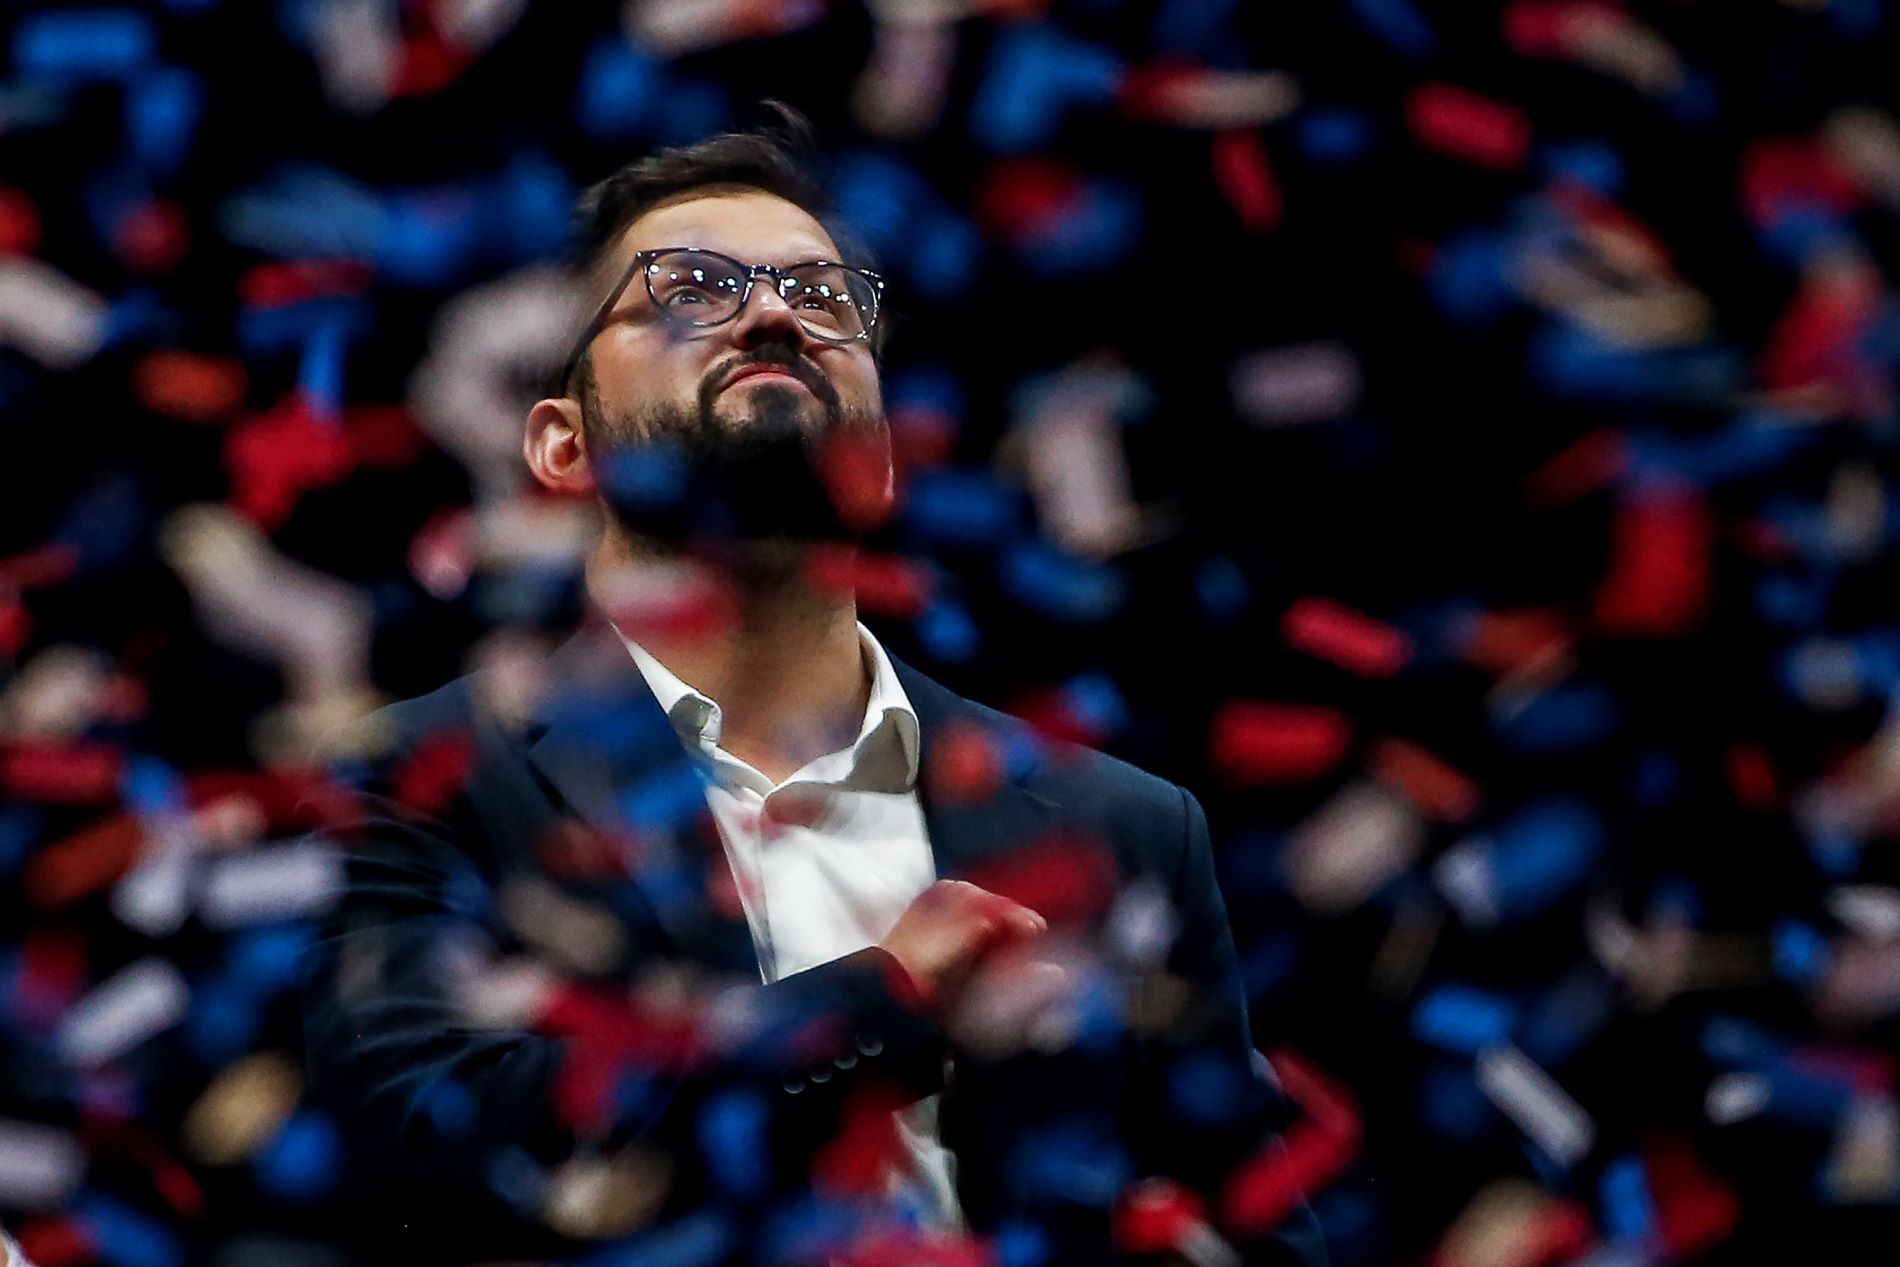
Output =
[{"x1": 559, "y1": 246, "x2": 886, "y2": 393}]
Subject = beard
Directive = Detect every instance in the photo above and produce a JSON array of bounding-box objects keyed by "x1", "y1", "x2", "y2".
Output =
[{"x1": 581, "y1": 353, "x2": 888, "y2": 555}]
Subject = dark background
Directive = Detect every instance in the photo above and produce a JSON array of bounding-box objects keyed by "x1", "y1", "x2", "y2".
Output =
[{"x1": 4, "y1": 1, "x2": 1899, "y2": 1263}]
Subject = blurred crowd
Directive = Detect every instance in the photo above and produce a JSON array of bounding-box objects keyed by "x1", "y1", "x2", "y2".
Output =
[{"x1": 4, "y1": 0, "x2": 1900, "y2": 1263}]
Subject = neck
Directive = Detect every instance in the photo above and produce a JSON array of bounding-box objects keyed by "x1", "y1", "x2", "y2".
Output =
[{"x1": 587, "y1": 525, "x2": 871, "y2": 783}]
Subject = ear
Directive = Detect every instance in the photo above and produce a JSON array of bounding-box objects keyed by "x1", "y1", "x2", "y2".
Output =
[{"x1": 524, "y1": 396, "x2": 595, "y2": 496}]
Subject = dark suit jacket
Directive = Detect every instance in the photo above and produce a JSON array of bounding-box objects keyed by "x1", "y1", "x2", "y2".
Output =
[{"x1": 299, "y1": 620, "x2": 1327, "y2": 1266}]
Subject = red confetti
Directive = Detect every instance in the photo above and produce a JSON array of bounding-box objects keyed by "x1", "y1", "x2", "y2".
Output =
[
  {"x1": 85, "y1": 1123, "x2": 208, "y2": 1218},
  {"x1": 187, "y1": 768, "x2": 356, "y2": 831},
  {"x1": 239, "y1": 259, "x2": 374, "y2": 308},
  {"x1": 224, "y1": 395, "x2": 356, "y2": 528},
  {"x1": 1739, "y1": 138, "x2": 1864, "y2": 227},
  {"x1": 924, "y1": 720, "x2": 1005, "y2": 806},
  {"x1": 94, "y1": 674, "x2": 151, "y2": 725},
  {"x1": 1502, "y1": 1, "x2": 1629, "y2": 58},
  {"x1": 538, "y1": 985, "x2": 706, "y2": 1133},
  {"x1": 1549, "y1": 186, "x2": 1679, "y2": 273},
  {"x1": 1, "y1": 743, "x2": 125, "y2": 805},
  {"x1": 1370, "y1": 738, "x2": 1481, "y2": 822},
  {"x1": 1223, "y1": 1049, "x2": 1361, "y2": 1237},
  {"x1": 1520, "y1": 429, "x2": 1628, "y2": 507},
  {"x1": 132, "y1": 350, "x2": 248, "y2": 424},
  {"x1": 536, "y1": 819, "x2": 634, "y2": 882},
  {"x1": 0, "y1": 542, "x2": 79, "y2": 590},
  {"x1": 113, "y1": 199, "x2": 189, "y2": 274},
  {"x1": 1405, "y1": 83, "x2": 1533, "y2": 170},
  {"x1": 1724, "y1": 743, "x2": 1781, "y2": 811},
  {"x1": 805, "y1": 548, "x2": 933, "y2": 619},
  {"x1": 960, "y1": 832, "x2": 1118, "y2": 928},
  {"x1": 1210, "y1": 701, "x2": 1352, "y2": 786},
  {"x1": 1645, "y1": 1134, "x2": 1741, "y2": 1260},
  {"x1": 1281, "y1": 597, "x2": 1413, "y2": 678},
  {"x1": 393, "y1": 28, "x2": 472, "y2": 98},
  {"x1": 23, "y1": 812, "x2": 143, "y2": 908},
  {"x1": 13, "y1": 928, "x2": 88, "y2": 1030},
  {"x1": 0, "y1": 592, "x2": 29, "y2": 658},
  {"x1": 812, "y1": 1088, "x2": 911, "y2": 1198},
  {"x1": 1789, "y1": 1044, "x2": 1896, "y2": 1093},
  {"x1": 597, "y1": 562, "x2": 736, "y2": 646},
  {"x1": 1009, "y1": 686, "x2": 1105, "y2": 747},
  {"x1": 0, "y1": 185, "x2": 43, "y2": 255},
  {"x1": 817, "y1": 429, "x2": 897, "y2": 532},
  {"x1": 1114, "y1": 1177, "x2": 1208, "y2": 1255},
  {"x1": 1758, "y1": 258, "x2": 1881, "y2": 394},
  {"x1": 390, "y1": 730, "x2": 474, "y2": 817},
  {"x1": 976, "y1": 159, "x2": 1083, "y2": 240},
  {"x1": 1212, "y1": 128, "x2": 1282, "y2": 232},
  {"x1": 1593, "y1": 488, "x2": 1711, "y2": 637},
  {"x1": 1456, "y1": 608, "x2": 1573, "y2": 675},
  {"x1": 891, "y1": 404, "x2": 958, "y2": 473},
  {"x1": 345, "y1": 405, "x2": 431, "y2": 470},
  {"x1": 835, "y1": 1228, "x2": 992, "y2": 1267},
  {"x1": 14, "y1": 1216, "x2": 94, "y2": 1267},
  {"x1": 1120, "y1": 60, "x2": 1205, "y2": 118}
]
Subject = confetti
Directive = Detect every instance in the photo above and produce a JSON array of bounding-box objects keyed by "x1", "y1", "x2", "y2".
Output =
[
  {"x1": 1210, "y1": 701, "x2": 1352, "y2": 786},
  {"x1": 1281, "y1": 597, "x2": 1413, "y2": 678},
  {"x1": 0, "y1": 1120, "x2": 84, "y2": 1209},
  {"x1": 57, "y1": 958, "x2": 190, "y2": 1068},
  {"x1": 0, "y1": 259, "x2": 110, "y2": 370},
  {"x1": 6, "y1": 4, "x2": 1899, "y2": 1262},
  {"x1": 198, "y1": 842, "x2": 342, "y2": 929},
  {"x1": 1405, "y1": 83, "x2": 1532, "y2": 170},
  {"x1": 1230, "y1": 342, "x2": 1362, "y2": 427},
  {"x1": 1475, "y1": 1045, "x2": 1596, "y2": 1170}
]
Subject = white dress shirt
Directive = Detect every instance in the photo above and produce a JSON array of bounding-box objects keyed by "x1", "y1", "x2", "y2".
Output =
[{"x1": 612, "y1": 621, "x2": 961, "y2": 1230}]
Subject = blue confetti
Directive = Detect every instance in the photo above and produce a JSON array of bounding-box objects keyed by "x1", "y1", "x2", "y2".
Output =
[{"x1": 15, "y1": 10, "x2": 157, "y2": 83}]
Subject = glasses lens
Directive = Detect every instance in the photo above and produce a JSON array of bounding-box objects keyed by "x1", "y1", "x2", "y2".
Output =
[
  {"x1": 782, "y1": 264, "x2": 877, "y2": 341},
  {"x1": 645, "y1": 251, "x2": 746, "y2": 326}
]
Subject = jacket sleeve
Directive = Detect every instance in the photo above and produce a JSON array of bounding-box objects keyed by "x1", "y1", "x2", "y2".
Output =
[
  {"x1": 298, "y1": 775, "x2": 949, "y2": 1232},
  {"x1": 1131, "y1": 786, "x2": 1328, "y2": 1267}
]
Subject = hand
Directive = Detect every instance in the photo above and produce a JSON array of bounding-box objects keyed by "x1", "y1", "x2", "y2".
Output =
[
  {"x1": 944, "y1": 939, "x2": 1075, "y2": 1057},
  {"x1": 879, "y1": 880, "x2": 1046, "y2": 1014}
]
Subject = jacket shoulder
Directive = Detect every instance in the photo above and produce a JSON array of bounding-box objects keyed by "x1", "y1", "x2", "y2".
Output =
[
  {"x1": 334, "y1": 670, "x2": 496, "y2": 773},
  {"x1": 895, "y1": 655, "x2": 1193, "y2": 846}
]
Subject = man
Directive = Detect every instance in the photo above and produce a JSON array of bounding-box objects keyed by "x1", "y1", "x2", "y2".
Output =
[{"x1": 301, "y1": 113, "x2": 1326, "y2": 1266}]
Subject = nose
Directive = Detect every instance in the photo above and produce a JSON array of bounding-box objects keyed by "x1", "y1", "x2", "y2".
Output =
[{"x1": 727, "y1": 275, "x2": 808, "y2": 350}]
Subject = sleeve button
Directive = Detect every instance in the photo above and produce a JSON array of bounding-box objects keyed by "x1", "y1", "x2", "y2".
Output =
[
  {"x1": 810, "y1": 1066, "x2": 833, "y2": 1084},
  {"x1": 857, "y1": 1034, "x2": 884, "y2": 1057},
  {"x1": 783, "y1": 1075, "x2": 806, "y2": 1094},
  {"x1": 835, "y1": 1052, "x2": 858, "y2": 1070}
]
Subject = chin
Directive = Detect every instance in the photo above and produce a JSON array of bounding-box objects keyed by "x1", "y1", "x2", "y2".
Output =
[{"x1": 717, "y1": 386, "x2": 830, "y2": 438}]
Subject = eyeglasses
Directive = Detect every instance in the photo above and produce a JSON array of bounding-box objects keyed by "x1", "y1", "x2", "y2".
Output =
[{"x1": 560, "y1": 246, "x2": 885, "y2": 392}]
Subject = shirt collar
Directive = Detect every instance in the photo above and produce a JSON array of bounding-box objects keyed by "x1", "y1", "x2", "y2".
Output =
[{"x1": 612, "y1": 621, "x2": 921, "y2": 793}]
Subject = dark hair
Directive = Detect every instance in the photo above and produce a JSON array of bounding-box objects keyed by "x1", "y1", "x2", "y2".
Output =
[{"x1": 561, "y1": 103, "x2": 886, "y2": 390}]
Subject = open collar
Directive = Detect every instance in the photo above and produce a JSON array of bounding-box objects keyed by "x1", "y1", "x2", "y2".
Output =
[{"x1": 525, "y1": 618, "x2": 1059, "y2": 902}]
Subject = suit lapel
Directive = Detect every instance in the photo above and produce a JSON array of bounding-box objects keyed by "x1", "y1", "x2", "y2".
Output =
[
  {"x1": 891, "y1": 654, "x2": 1074, "y2": 1234},
  {"x1": 526, "y1": 621, "x2": 760, "y2": 979},
  {"x1": 521, "y1": 629, "x2": 1060, "y2": 985},
  {"x1": 892, "y1": 655, "x2": 1061, "y2": 881}
]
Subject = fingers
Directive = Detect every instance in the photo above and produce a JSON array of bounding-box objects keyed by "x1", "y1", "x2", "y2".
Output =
[{"x1": 947, "y1": 879, "x2": 1046, "y2": 941}]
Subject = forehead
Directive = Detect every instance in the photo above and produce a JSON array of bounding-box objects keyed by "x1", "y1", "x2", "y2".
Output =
[{"x1": 612, "y1": 190, "x2": 843, "y2": 273}]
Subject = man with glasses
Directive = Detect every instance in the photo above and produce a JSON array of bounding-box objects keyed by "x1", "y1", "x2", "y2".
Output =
[{"x1": 301, "y1": 111, "x2": 1326, "y2": 1266}]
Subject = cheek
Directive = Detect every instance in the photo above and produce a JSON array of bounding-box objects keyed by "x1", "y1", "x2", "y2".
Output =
[
  {"x1": 829, "y1": 354, "x2": 883, "y2": 413},
  {"x1": 599, "y1": 331, "x2": 711, "y2": 403}
]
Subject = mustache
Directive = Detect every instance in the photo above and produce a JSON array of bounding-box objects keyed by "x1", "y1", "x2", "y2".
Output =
[{"x1": 699, "y1": 345, "x2": 842, "y2": 418}]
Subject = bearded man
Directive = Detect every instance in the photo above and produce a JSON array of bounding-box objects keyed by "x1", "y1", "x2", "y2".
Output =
[{"x1": 300, "y1": 112, "x2": 1327, "y2": 1267}]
